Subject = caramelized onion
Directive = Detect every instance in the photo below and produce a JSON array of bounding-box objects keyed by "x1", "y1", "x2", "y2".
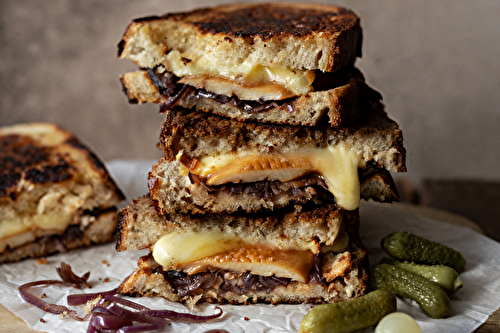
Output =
[
  {"x1": 19, "y1": 262, "x2": 224, "y2": 332},
  {"x1": 56, "y1": 262, "x2": 90, "y2": 288}
]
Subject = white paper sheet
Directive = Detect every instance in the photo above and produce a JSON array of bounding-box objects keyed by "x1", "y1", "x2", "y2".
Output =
[{"x1": 1, "y1": 159, "x2": 499, "y2": 333}]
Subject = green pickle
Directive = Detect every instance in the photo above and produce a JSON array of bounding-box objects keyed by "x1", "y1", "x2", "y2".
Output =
[
  {"x1": 381, "y1": 232, "x2": 466, "y2": 273},
  {"x1": 298, "y1": 289, "x2": 396, "y2": 333},
  {"x1": 369, "y1": 263, "x2": 451, "y2": 319},
  {"x1": 382, "y1": 257, "x2": 463, "y2": 294}
]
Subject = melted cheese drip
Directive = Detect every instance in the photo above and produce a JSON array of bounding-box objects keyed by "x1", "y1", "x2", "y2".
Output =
[
  {"x1": 187, "y1": 144, "x2": 362, "y2": 210},
  {"x1": 165, "y1": 51, "x2": 315, "y2": 100}
]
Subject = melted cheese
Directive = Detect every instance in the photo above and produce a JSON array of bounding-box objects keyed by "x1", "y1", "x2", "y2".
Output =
[
  {"x1": 186, "y1": 144, "x2": 363, "y2": 210},
  {"x1": 151, "y1": 229, "x2": 349, "y2": 282},
  {"x1": 164, "y1": 51, "x2": 315, "y2": 100},
  {"x1": 0, "y1": 186, "x2": 90, "y2": 252},
  {"x1": 180, "y1": 245, "x2": 314, "y2": 283}
]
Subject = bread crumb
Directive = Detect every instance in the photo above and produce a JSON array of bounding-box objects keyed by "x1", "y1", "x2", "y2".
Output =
[
  {"x1": 40, "y1": 318, "x2": 46, "y2": 323},
  {"x1": 41, "y1": 293, "x2": 47, "y2": 299},
  {"x1": 36, "y1": 258, "x2": 48, "y2": 265},
  {"x1": 103, "y1": 277, "x2": 110, "y2": 283},
  {"x1": 244, "y1": 316, "x2": 250, "y2": 321},
  {"x1": 102, "y1": 260, "x2": 109, "y2": 266}
]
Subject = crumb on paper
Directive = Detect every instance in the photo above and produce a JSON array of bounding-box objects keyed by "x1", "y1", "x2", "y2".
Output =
[
  {"x1": 41, "y1": 293, "x2": 47, "y2": 299},
  {"x1": 104, "y1": 277, "x2": 110, "y2": 283},
  {"x1": 40, "y1": 318, "x2": 46, "y2": 323},
  {"x1": 244, "y1": 316, "x2": 250, "y2": 321},
  {"x1": 36, "y1": 258, "x2": 48, "y2": 265},
  {"x1": 60, "y1": 311, "x2": 68, "y2": 319},
  {"x1": 84, "y1": 295, "x2": 103, "y2": 314},
  {"x1": 102, "y1": 260, "x2": 110, "y2": 266}
]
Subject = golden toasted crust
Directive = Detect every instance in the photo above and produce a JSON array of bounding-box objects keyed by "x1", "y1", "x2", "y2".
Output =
[
  {"x1": 118, "y1": 3, "x2": 362, "y2": 72},
  {"x1": 0, "y1": 208, "x2": 118, "y2": 264},
  {"x1": 116, "y1": 194, "x2": 355, "y2": 252},
  {"x1": 120, "y1": 68, "x2": 378, "y2": 127},
  {"x1": 159, "y1": 107, "x2": 406, "y2": 173}
]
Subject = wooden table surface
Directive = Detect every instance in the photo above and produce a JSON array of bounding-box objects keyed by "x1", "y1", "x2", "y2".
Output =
[{"x1": 1, "y1": 203, "x2": 498, "y2": 333}]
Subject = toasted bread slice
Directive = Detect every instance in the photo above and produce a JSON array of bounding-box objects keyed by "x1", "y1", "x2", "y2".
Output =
[
  {"x1": 120, "y1": 68, "x2": 381, "y2": 127},
  {"x1": 117, "y1": 195, "x2": 368, "y2": 307},
  {"x1": 0, "y1": 123, "x2": 124, "y2": 263},
  {"x1": 118, "y1": 3, "x2": 362, "y2": 73},
  {"x1": 148, "y1": 105, "x2": 405, "y2": 213},
  {"x1": 148, "y1": 159, "x2": 399, "y2": 214},
  {"x1": 117, "y1": 195, "x2": 352, "y2": 253}
]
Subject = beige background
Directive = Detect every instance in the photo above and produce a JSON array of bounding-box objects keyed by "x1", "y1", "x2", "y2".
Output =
[{"x1": 1, "y1": 0, "x2": 499, "y2": 188}]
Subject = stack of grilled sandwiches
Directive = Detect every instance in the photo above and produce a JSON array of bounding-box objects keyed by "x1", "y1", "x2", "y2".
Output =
[{"x1": 115, "y1": 3, "x2": 406, "y2": 307}]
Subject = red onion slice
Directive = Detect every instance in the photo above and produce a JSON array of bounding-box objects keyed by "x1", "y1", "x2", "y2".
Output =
[
  {"x1": 90, "y1": 312, "x2": 133, "y2": 330},
  {"x1": 67, "y1": 288, "x2": 118, "y2": 306},
  {"x1": 143, "y1": 306, "x2": 223, "y2": 322},
  {"x1": 18, "y1": 280, "x2": 85, "y2": 321}
]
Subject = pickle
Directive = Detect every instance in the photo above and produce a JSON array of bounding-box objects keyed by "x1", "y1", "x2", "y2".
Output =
[
  {"x1": 382, "y1": 257, "x2": 463, "y2": 294},
  {"x1": 369, "y1": 263, "x2": 451, "y2": 319},
  {"x1": 381, "y1": 232, "x2": 466, "y2": 273},
  {"x1": 298, "y1": 289, "x2": 396, "y2": 333}
]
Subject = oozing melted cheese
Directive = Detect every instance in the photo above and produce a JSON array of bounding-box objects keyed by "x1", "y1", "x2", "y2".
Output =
[
  {"x1": 165, "y1": 51, "x2": 315, "y2": 100},
  {"x1": 152, "y1": 230, "x2": 349, "y2": 283},
  {"x1": 183, "y1": 144, "x2": 363, "y2": 211}
]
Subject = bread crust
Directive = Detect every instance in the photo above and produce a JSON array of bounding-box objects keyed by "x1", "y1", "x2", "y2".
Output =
[
  {"x1": 116, "y1": 195, "x2": 354, "y2": 252},
  {"x1": 0, "y1": 122, "x2": 124, "y2": 204},
  {"x1": 118, "y1": 3, "x2": 362, "y2": 72},
  {"x1": 120, "y1": 68, "x2": 378, "y2": 127}
]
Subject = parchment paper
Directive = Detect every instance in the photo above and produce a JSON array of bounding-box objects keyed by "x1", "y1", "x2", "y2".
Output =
[{"x1": 1, "y1": 159, "x2": 499, "y2": 333}]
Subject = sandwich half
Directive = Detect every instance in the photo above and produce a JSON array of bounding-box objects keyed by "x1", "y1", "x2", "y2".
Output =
[
  {"x1": 117, "y1": 195, "x2": 368, "y2": 307},
  {"x1": 0, "y1": 123, "x2": 124, "y2": 263},
  {"x1": 148, "y1": 105, "x2": 405, "y2": 214},
  {"x1": 118, "y1": 3, "x2": 371, "y2": 127}
]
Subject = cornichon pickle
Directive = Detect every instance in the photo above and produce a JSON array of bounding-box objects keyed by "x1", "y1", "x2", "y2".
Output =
[
  {"x1": 298, "y1": 289, "x2": 396, "y2": 333},
  {"x1": 382, "y1": 257, "x2": 463, "y2": 294},
  {"x1": 369, "y1": 263, "x2": 451, "y2": 319},
  {"x1": 381, "y1": 232, "x2": 466, "y2": 273}
]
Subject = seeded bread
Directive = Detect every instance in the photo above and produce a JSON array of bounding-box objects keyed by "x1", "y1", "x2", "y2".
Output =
[
  {"x1": 118, "y1": 3, "x2": 362, "y2": 73},
  {"x1": 120, "y1": 68, "x2": 379, "y2": 127},
  {"x1": 0, "y1": 123, "x2": 124, "y2": 262}
]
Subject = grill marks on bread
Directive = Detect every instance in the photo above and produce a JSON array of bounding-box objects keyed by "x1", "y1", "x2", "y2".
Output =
[{"x1": 0, "y1": 135, "x2": 75, "y2": 199}]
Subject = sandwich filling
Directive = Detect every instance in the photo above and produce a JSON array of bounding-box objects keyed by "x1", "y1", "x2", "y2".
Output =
[
  {"x1": 153, "y1": 53, "x2": 316, "y2": 101},
  {"x1": 152, "y1": 228, "x2": 349, "y2": 284},
  {"x1": 177, "y1": 143, "x2": 363, "y2": 210}
]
